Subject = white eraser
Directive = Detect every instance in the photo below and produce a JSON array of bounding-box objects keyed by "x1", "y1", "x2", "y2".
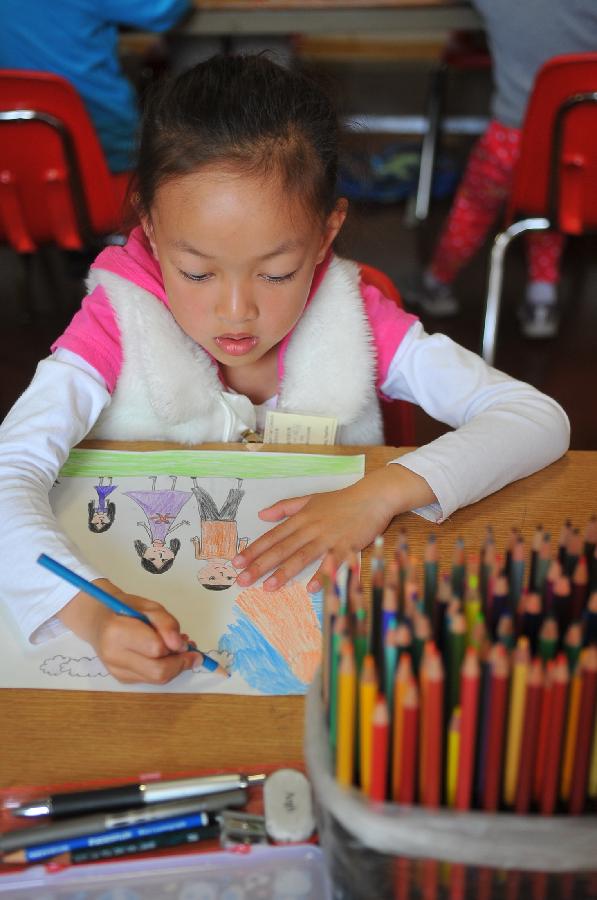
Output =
[{"x1": 263, "y1": 768, "x2": 316, "y2": 842}]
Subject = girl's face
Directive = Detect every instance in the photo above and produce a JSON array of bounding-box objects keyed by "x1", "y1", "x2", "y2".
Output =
[{"x1": 143, "y1": 166, "x2": 346, "y2": 377}]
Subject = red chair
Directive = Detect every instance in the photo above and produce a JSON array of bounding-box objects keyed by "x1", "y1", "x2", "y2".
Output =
[
  {"x1": 359, "y1": 263, "x2": 416, "y2": 447},
  {"x1": 481, "y1": 53, "x2": 597, "y2": 365},
  {"x1": 0, "y1": 69, "x2": 129, "y2": 253}
]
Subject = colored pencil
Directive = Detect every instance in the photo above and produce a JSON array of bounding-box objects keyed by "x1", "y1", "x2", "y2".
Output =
[
  {"x1": 474, "y1": 653, "x2": 493, "y2": 807},
  {"x1": 565, "y1": 528, "x2": 583, "y2": 578},
  {"x1": 564, "y1": 622, "x2": 583, "y2": 672},
  {"x1": 586, "y1": 591, "x2": 597, "y2": 645},
  {"x1": 569, "y1": 646, "x2": 597, "y2": 814},
  {"x1": 482, "y1": 645, "x2": 509, "y2": 811},
  {"x1": 329, "y1": 612, "x2": 346, "y2": 750},
  {"x1": 391, "y1": 652, "x2": 413, "y2": 801},
  {"x1": 529, "y1": 525, "x2": 544, "y2": 592},
  {"x1": 480, "y1": 525, "x2": 496, "y2": 613},
  {"x1": 446, "y1": 706, "x2": 461, "y2": 808},
  {"x1": 571, "y1": 555, "x2": 589, "y2": 621},
  {"x1": 536, "y1": 532, "x2": 552, "y2": 596},
  {"x1": 490, "y1": 573, "x2": 510, "y2": 638},
  {"x1": 336, "y1": 639, "x2": 357, "y2": 787},
  {"x1": 503, "y1": 637, "x2": 530, "y2": 807},
  {"x1": 509, "y1": 538, "x2": 525, "y2": 608},
  {"x1": 446, "y1": 612, "x2": 466, "y2": 717},
  {"x1": 455, "y1": 648, "x2": 480, "y2": 811},
  {"x1": 558, "y1": 520, "x2": 572, "y2": 571},
  {"x1": 369, "y1": 694, "x2": 390, "y2": 802},
  {"x1": 451, "y1": 538, "x2": 466, "y2": 600},
  {"x1": 520, "y1": 591, "x2": 542, "y2": 656},
  {"x1": 584, "y1": 515, "x2": 597, "y2": 567},
  {"x1": 543, "y1": 559, "x2": 561, "y2": 616},
  {"x1": 540, "y1": 654, "x2": 569, "y2": 814},
  {"x1": 533, "y1": 659, "x2": 555, "y2": 805},
  {"x1": 464, "y1": 567, "x2": 482, "y2": 642},
  {"x1": 398, "y1": 679, "x2": 419, "y2": 804},
  {"x1": 553, "y1": 574, "x2": 572, "y2": 636},
  {"x1": 589, "y1": 702, "x2": 597, "y2": 800},
  {"x1": 496, "y1": 613, "x2": 515, "y2": 652},
  {"x1": 359, "y1": 654, "x2": 377, "y2": 794},
  {"x1": 514, "y1": 658, "x2": 543, "y2": 813},
  {"x1": 370, "y1": 535, "x2": 385, "y2": 688},
  {"x1": 538, "y1": 616, "x2": 558, "y2": 663},
  {"x1": 560, "y1": 656, "x2": 583, "y2": 802},
  {"x1": 423, "y1": 534, "x2": 438, "y2": 618},
  {"x1": 421, "y1": 648, "x2": 444, "y2": 808}
]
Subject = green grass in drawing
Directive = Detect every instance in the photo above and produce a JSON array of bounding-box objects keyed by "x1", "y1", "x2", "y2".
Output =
[{"x1": 60, "y1": 449, "x2": 365, "y2": 479}]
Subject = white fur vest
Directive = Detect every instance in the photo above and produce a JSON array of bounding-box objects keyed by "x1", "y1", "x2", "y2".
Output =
[{"x1": 89, "y1": 256, "x2": 383, "y2": 445}]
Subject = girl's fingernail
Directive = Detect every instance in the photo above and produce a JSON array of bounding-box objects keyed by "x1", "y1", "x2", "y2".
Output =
[
  {"x1": 308, "y1": 580, "x2": 321, "y2": 593},
  {"x1": 264, "y1": 576, "x2": 277, "y2": 590},
  {"x1": 233, "y1": 555, "x2": 244, "y2": 566}
]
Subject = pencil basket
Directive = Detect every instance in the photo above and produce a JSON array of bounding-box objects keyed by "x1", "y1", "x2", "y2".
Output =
[{"x1": 305, "y1": 671, "x2": 597, "y2": 900}]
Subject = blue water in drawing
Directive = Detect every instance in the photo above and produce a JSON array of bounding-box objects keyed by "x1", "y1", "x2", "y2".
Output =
[{"x1": 219, "y1": 590, "x2": 323, "y2": 695}]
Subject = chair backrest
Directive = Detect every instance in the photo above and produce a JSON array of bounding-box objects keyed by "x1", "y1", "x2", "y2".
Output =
[
  {"x1": 507, "y1": 53, "x2": 597, "y2": 235},
  {"x1": 0, "y1": 69, "x2": 129, "y2": 252},
  {"x1": 359, "y1": 263, "x2": 416, "y2": 447}
]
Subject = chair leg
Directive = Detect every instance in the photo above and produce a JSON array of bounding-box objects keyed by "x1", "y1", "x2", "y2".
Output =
[
  {"x1": 481, "y1": 217, "x2": 551, "y2": 366},
  {"x1": 17, "y1": 252, "x2": 35, "y2": 325},
  {"x1": 406, "y1": 63, "x2": 446, "y2": 227}
]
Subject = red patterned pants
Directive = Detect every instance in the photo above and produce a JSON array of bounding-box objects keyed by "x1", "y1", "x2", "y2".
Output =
[{"x1": 430, "y1": 120, "x2": 564, "y2": 285}]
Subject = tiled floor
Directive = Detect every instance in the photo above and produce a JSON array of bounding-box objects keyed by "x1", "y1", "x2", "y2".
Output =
[{"x1": 1, "y1": 57, "x2": 595, "y2": 449}]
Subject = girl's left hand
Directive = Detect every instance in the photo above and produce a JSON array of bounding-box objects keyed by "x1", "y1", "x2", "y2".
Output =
[{"x1": 233, "y1": 465, "x2": 435, "y2": 592}]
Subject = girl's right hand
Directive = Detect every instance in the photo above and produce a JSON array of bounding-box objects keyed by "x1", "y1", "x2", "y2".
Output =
[{"x1": 58, "y1": 580, "x2": 197, "y2": 684}]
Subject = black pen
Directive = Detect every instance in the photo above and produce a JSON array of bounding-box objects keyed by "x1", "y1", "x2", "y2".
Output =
[
  {"x1": 11, "y1": 773, "x2": 266, "y2": 819},
  {"x1": 0, "y1": 789, "x2": 248, "y2": 853}
]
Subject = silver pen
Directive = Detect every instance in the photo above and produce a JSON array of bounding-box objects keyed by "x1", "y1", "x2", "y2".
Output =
[{"x1": 10, "y1": 773, "x2": 266, "y2": 820}]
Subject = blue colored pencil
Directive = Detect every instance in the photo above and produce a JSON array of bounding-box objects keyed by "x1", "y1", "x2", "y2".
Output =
[
  {"x1": 5, "y1": 812, "x2": 211, "y2": 863},
  {"x1": 37, "y1": 554, "x2": 228, "y2": 677}
]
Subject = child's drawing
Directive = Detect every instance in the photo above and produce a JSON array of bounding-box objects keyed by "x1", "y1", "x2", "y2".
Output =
[
  {"x1": 40, "y1": 655, "x2": 109, "y2": 678},
  {"x1": 124, "y1": 475, "x2": 192, "y2": 574},
  {"x1": 220, "y1": 583, "x2": 322, "y2": 694},
  {"x1": 88, "y1": 475, "x2": 117, "y2": 533},
  {"x1": 190, "y1": 477, "x2": 249, "y2": 590},
  {"x1": 0, "y1": 449, "x2": 365, "y2": 695}
]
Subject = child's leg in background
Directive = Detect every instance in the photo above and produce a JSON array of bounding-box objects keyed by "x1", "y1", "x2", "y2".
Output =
[
  {"x1": 520, "y1": 231, "x2": 565, "y2": 337},
  {"x1": 429, "y1": 120, "x2": 520, "y2": 285},
  {"x1": 525, "y1": 231, "x2": 565, "y2": 292}
]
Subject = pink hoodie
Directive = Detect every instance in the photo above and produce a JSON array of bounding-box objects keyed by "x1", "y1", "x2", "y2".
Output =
[{"x1": 52, "y1": 227, "x2": 416, "y2": 395}]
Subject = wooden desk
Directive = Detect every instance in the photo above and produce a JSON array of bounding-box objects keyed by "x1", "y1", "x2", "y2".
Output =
[
  {"x1": 182, "y1": 1, "x2": 482, "y2": 37},
  {"x1": 1, "y1": 445, "x2": 595, "y2": 790}
]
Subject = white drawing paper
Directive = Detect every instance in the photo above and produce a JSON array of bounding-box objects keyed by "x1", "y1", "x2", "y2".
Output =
[{"x1": 0, "y1": 450, "x2": 364, "y2": 695}]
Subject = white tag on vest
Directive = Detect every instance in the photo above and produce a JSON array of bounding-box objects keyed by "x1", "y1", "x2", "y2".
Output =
[{"x1": 263, "y1": 410, "x2": 338, "y2": 445}]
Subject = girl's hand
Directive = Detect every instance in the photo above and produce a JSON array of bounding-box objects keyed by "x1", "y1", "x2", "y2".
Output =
[
  {"x1": 233, "y1": 465, "x2": 435, "y2": 592},
  {"x1": 58, "y1": 581, "x2": 196, "y2": 684}
]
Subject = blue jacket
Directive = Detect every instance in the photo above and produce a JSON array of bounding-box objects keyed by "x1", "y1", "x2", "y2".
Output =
[{"x1": 0, "y1": 0, "x2": 189, "y2": 172}]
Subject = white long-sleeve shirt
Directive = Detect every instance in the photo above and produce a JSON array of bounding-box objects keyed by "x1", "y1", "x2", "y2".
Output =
[{"x1": 0, "y1": 321, "x2": 569, "y2": 645}]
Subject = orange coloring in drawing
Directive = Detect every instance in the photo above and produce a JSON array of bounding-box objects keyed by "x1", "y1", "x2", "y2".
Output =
[{"x1": 235, "y1": 582, "x2": 321, "y2": 684}]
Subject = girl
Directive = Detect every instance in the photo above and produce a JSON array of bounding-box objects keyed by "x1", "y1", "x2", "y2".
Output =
[
  {"x1": 0, "y1": 55, "x2": 569, "y2": 685},
  {"x1": 125, "y1": 475, "x2": 191, "y2": 574},
  {"x1": 88, "y1": 476, "x2": 117, "y2": 533}
]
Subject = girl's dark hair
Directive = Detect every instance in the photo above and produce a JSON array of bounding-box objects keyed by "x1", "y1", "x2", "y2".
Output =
[
  {"x1": 135, "y1": 54, "x2": 339, "y2": 221},
  {"x1": 87, "y1": 500, "x2": 116, "y2": 534},
  {"x1": 134, "y1": 538, "x2": 181, "y2": 575}
]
